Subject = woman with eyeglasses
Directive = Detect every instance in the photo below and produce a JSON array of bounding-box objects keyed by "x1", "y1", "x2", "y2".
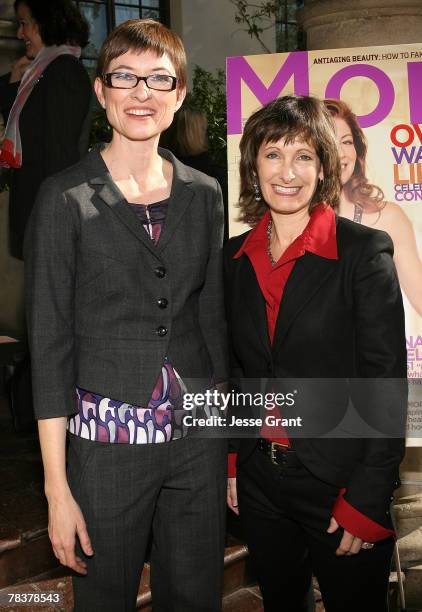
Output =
[{"x1": 25, "y1": 19, "x2": 227, "y2": 612}]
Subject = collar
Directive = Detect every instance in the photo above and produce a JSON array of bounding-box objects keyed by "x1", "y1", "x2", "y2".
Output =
[
  {"x1": 86, "y1": 143, "x2": 195, "y2": 187},
  {"x1": 82, "y1": 143, "x2": 197, "y2": 256},
  {"x1": 234, "y1": 203, "x2": 338, "y2": 262}
]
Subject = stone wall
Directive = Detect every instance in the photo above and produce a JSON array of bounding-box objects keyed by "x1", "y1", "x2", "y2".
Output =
[
  {"x1": 171, "y1": 0, "x2": 276, "y2": 86},
  {"x1": 0, "y1": 0, "x2": 19, "y2": 74}
]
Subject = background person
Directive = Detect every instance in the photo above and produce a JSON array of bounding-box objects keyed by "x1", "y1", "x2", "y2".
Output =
[
  {"x1": 0, "y1": 0, "x2": 92, "y2": 259},
  {"x1": 176, "y1": 106, "x2": 228, "y2": 237},
  {"x1": 324, "y1": 98, "x2": 422, "y2": 317},
  {"x1": 25, "y1": 19, "x2": 227, "y2": 612},
  {"x1": 176, "y1": 106, "x2": 227, "y2": 190},
  {"x1": 224, "y1": 95, "x2": 407, "y2": 612}
]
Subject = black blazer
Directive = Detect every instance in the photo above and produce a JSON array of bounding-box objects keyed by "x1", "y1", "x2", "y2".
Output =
[
  {"x1": 224, "y1": 216, "x2": 407, "y2": 528},
  {"x1": 0, "y1": 54, "x2": 92, "y2": 258},
  {"x1": 24, "y1": 146, "x2": 228, "y2": 420}
]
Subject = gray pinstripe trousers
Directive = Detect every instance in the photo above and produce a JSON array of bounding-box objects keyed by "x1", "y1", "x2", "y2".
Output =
[{"x1": 67, "y1": 433, "x2": 227, "y2": 612}]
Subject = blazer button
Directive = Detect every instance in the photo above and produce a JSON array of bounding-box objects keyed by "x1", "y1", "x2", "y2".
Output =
[
  {"x1": 154, "y1": 266, "x2": 166, "y2": 278},
  {"x1": 157, "y1": 298, "x2": 168, "y2": 309},
  {"x1": 156, "y1": 326, "x2": 167, "y2": 337}
]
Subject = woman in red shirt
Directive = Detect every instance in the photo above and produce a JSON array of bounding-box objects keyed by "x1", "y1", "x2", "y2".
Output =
[{"x1": 224, "y1": 95, "x2": 407, "y2": 612}]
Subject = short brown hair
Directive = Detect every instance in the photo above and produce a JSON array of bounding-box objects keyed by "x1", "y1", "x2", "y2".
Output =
[
  {"x1": 324, "y1": 98, "x2": 384, "y2": 211},
  {"x1": 96, "y1": 19, "x2": 187, "y2": 90},
  {"x1": 238, "y1": 95, "x2": 342, "y2": 226}
]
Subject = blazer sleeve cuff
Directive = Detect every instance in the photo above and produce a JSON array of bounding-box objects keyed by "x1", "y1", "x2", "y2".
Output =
[
  {"x1": 228, "y1": 452, "x2": 237, "y2": 478},
  {"x1": 332, "y1": 490, "x2": 395, "y2": 542}
]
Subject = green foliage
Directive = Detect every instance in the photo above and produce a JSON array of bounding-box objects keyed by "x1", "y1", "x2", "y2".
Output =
[
  {"x1": 89, "y1": 107, "x2": 112, "y2": 147},
  {"x1": 230, "y1": 0, "x2": 278, "y2": 53},
  {"x1": 185, "y1": 65, "x2": 227, "y2": 167},
  {"x1": 230, "y1": 0, "x2": 305, "y2": 53}
]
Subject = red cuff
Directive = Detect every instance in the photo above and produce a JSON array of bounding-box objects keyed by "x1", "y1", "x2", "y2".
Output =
[
  {"x1": 332, "y1": 490, "x2": 395, "y2": 542},
  {"x1": 228, "y1": 452, "x2": 237, "y2": 478}
]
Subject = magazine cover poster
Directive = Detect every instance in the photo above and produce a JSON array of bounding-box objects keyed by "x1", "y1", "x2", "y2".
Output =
[{"x1": 226, "y1": 43, "x2": 422, "y2": 443}]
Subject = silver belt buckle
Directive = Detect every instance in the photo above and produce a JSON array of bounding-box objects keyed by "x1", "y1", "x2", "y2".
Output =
[{"x1": 270, "y1": 441, "x2": 288, "y2": 465}]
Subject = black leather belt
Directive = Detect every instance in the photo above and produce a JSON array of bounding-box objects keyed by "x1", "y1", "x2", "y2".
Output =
[{"x1": 257, "y1": 439, "x2": 302, "y2": 467}]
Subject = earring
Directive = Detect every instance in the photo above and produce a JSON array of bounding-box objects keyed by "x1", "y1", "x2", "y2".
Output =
[{"x1": 252, "y1": 175, "x2": 262, "y2": 202}]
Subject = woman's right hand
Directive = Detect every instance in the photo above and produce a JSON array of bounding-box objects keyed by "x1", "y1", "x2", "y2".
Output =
[
  {"x1": 47, "y1": 490, "x2": 94, "y2": 574},
  {"x1": 227, "y1": 477, "x2": 239, "y2": 515},
  {"x1": 10, "y1": 56, "x2": 33, "y2": 83}
]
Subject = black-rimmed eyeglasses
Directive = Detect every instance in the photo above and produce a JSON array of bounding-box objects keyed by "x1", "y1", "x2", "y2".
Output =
[{"x1": 103, "y1": 72, "x2": 177, "y2": 91}]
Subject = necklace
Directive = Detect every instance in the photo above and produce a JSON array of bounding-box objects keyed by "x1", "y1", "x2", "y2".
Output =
[
  {"x1": 353, "y1": 203, "x2": 363, "y2": 224},
  {"x1": 267, "y1": 218, "x2": 277, "y2": 266}
]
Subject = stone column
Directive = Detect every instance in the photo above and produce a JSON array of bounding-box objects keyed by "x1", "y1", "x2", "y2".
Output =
[
  {"x1": 299, "y1": 0, "x2": 422, "y2": 50},
  {"x1": 299, "y1": 1, "x2": 422, "y2": 605},
  {"x1": 0, "y1": 1, "x2": 19, "y2": 74}
]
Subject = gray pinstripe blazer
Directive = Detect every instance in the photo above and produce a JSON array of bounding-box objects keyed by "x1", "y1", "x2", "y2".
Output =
[{"x1": 24, "y1": 145, "x2": 228, "y2": 419}]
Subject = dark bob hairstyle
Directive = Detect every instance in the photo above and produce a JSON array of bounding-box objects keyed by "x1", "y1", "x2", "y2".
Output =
[
  {"x1": 238, "y1": 95, "x2": 342, "y2": 226},
  {"x1": 324, "y1": 98, "x2": 384, "y2": 211},
  {"x1": 96, "y1": 19, "x2": 187, "y2": 90},
  {"x1": 14, "y1": 0, "x2": 89, "y2": 48}
]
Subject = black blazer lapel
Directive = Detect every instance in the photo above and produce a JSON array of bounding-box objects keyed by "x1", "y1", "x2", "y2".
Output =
[
  {"x1": 239, "y1": 255, "x2": 272, "y2": 359},
  {"x1": 273, "y1": 253, "x2": 338, "y2": 354}
]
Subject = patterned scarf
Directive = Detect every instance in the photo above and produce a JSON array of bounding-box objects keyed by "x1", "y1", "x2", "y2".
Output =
[{"x1": 0, "y1": 44, "x2": 81, "y2": 169}]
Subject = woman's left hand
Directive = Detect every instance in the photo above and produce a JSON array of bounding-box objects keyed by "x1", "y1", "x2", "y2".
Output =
[
  {"x1": 327, "y1": 517, "x2": 363, "y2": 556},
  {"x1": 10, "y1": 55, "x2": 33, "y2": 82}
]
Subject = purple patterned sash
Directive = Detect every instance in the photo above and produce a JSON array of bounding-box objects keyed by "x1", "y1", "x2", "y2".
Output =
[{"x1": 67, "y1": 360, "x2": 189, "y2": 444}]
